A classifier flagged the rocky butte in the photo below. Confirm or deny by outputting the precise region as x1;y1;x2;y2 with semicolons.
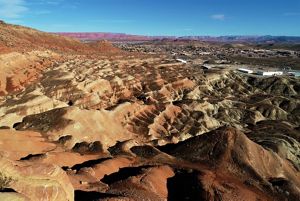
0;21;299;201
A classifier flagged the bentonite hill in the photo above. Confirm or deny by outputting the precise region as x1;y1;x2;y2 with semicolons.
0;21;300;201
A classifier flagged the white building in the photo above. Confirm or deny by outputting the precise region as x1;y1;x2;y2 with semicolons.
199;52;211;55
201;65;212;70
176;59;187;64
238;68;253;74
257;71;283;76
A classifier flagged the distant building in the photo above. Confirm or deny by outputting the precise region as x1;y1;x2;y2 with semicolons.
257;71;283;76
282;66;292;72
176;59;187;64
288;71;300;77
201;65;212;70
199;52;211;55
287;72;296;77
215;60;230;64
238;68;253;74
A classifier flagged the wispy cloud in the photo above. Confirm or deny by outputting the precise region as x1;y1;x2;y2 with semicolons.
211;14;225;21
0;0;28;18
30;0;63;5
45;0;62;5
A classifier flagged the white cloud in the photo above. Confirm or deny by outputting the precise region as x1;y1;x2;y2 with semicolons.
44;0;63;5
29;0;63;5
0;0;28;18
211;14;225;21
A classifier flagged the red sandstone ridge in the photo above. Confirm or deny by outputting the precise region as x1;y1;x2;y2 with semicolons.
56;32;179;42
89;40;122;53
0;51;61;95
0;21;85;53
0;21;121;54
0;21;122;96
56;32;157;41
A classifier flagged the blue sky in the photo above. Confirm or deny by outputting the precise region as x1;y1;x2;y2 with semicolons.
0;0;299;36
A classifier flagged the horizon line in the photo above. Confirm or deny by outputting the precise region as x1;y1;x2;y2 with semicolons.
52;32;300;38
3;21;300;38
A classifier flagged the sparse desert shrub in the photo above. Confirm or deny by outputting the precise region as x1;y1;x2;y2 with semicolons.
0;172;13;190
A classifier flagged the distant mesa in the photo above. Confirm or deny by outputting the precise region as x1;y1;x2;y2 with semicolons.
56;32;154;41
0;21;121;54
89;40;121;53
57;32;300;43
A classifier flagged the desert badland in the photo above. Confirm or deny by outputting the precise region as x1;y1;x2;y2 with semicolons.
0;20;300;201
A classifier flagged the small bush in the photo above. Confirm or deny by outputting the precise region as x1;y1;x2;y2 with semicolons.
0;172;12;190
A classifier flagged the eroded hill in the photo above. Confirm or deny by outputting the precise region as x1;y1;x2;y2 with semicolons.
0;22;300;201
